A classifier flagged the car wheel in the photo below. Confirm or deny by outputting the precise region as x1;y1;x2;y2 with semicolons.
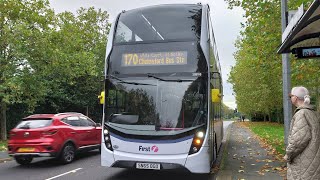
60;143;75;164
14;156;33;165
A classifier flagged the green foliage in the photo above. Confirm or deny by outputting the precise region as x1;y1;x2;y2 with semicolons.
0;0;110;139
0;140;7;151
0;0;54;109
225;0;319;120
36;7;110;113
222;103;235;119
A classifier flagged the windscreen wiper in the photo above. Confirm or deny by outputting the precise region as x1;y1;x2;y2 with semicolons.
147;73;193;82
109;75;156;86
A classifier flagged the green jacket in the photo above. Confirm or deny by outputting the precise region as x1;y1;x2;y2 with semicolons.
286;105;320;180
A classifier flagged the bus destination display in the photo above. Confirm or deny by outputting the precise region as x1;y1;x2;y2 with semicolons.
293;46;320;59
302;48;320;58
121;51;187;67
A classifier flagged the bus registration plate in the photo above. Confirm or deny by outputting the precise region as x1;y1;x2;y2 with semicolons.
136;163;160;170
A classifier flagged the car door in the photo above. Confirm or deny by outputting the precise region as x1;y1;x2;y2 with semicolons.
79;117;97;146
65;116;87;147
90;118;102;145
85;117;101;145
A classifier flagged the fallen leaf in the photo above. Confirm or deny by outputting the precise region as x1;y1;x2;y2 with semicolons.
273;167;283;171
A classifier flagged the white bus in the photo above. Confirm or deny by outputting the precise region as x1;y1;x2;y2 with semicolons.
101;4;223;174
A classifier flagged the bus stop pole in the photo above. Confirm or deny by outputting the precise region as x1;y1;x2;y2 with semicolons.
281;0;292;147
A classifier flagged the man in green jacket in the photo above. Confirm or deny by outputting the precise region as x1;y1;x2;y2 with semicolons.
284;86;320;180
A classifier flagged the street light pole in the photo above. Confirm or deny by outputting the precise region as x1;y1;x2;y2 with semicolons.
281;0;292;146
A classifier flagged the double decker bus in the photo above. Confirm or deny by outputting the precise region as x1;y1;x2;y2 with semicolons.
101;4;223;174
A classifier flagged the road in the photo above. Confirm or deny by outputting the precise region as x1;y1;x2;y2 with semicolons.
0;151;210;180
0;121;234;180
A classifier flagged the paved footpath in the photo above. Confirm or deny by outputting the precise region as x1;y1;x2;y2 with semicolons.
216;122;286;180
0;151;11;163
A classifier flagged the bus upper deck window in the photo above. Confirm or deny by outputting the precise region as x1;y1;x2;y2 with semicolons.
114;5;202;44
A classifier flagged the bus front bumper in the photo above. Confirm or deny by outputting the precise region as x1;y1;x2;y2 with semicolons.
101;145;211;173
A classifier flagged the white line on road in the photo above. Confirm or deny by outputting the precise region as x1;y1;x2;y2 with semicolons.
45;168;82;180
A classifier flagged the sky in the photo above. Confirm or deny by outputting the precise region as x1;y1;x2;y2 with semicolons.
49;0;244;109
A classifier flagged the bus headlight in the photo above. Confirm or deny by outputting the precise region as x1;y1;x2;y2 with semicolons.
192;147;198;153
104;129;109;135
189;130;206;155
196;131;204;138
105;136;109;141
103;126;113;151
195;138;202;145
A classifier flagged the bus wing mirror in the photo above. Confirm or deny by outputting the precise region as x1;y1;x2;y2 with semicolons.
211;89;221;103
98;91;105;104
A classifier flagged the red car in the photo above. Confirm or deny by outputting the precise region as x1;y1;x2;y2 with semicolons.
8;112;101;165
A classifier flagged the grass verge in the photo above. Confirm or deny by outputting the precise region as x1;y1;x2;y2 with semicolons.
218;124;232;170
0;140;7;151
242;122;285;155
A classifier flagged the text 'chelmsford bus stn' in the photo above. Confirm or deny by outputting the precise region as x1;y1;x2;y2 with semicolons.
101;3;223;174
122;51;188;66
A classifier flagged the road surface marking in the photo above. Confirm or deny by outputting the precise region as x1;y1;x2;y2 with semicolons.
45;168;82;180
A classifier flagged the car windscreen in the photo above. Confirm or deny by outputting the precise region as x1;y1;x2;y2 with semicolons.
16;119;53;129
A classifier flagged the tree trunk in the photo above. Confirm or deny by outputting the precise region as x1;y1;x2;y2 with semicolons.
264;114;266;122
277;109;281;123
268;112;271;122
317;86;320;112
86;106;89;116
0;100;7;140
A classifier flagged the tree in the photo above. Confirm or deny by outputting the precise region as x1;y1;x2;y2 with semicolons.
225;0;317;122
0;0;111;139
222;103;235;119
34;7;110;117
0;0;55;140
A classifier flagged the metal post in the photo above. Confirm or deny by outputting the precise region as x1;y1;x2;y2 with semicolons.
281;0;292;146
